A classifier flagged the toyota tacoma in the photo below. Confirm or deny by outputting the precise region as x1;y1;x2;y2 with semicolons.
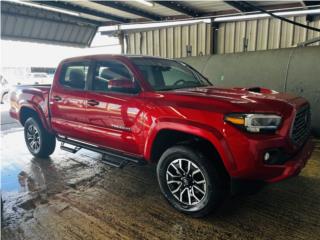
10;55;313;217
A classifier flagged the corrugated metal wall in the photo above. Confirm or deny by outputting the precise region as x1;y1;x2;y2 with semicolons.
126;15;320;57
217;16;320;54
126;22;212;58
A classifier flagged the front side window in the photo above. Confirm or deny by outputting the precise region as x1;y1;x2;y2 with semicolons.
131;58;211;91
60;64;89;90
93;61;139;94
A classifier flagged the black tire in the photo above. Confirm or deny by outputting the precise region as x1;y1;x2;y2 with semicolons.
24;117;56;158
1;92;8;104
157;145;229;217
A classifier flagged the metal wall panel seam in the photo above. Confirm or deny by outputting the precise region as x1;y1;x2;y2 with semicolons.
266;18;270;50
254;20;258;51
166;27;169;57
57;24;68;42
19;16;27;37
8;15;17;36
278;20;283;49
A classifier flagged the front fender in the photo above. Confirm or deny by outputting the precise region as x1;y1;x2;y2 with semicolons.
144;118;236;172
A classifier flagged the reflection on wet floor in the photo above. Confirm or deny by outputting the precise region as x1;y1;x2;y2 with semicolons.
1;129;320;240
1;130;103;224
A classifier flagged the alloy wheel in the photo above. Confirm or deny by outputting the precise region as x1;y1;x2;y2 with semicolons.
26;124;40;152
166;158;207;206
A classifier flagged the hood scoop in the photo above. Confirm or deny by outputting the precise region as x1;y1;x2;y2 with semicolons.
247;87;262;93
233;87;277;94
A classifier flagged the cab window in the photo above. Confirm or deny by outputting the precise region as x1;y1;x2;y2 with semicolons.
60;64;89;90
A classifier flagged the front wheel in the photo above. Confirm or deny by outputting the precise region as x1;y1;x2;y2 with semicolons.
157;145;228;217
24;117;56;158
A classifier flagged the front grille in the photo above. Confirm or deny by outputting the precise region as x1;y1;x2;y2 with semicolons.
291;105;311;145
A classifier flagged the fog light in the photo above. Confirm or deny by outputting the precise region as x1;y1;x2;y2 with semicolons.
264;152;270;162
263;149;287;165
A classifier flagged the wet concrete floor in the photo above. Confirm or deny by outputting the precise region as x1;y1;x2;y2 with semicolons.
1;125;320;239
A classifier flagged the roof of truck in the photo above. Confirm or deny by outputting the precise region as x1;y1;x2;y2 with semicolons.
61;54;168;63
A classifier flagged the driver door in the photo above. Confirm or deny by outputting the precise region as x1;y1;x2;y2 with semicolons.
84;60;145;156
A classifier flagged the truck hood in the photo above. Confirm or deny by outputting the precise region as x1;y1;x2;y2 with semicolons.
162;86;306;113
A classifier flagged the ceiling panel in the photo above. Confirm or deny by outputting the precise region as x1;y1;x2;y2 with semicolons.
183;0;232;13
124;1;182;17
1;0;317;47
1;1;99;47
73;1;141;19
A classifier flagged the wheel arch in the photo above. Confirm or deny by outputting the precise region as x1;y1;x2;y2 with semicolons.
19;105;49;130
145;121;236;174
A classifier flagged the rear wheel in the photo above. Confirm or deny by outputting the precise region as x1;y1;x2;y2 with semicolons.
24;117;56;158
157;145;229;217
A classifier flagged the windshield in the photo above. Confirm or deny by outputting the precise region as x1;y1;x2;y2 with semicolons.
131;58;211;91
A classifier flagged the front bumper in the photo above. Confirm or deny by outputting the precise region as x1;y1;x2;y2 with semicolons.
264;137;314;182
228;136;314;183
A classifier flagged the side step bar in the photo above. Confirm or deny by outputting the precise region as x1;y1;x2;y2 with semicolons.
101;154;128;168
58;136;146;168
61;143;81;154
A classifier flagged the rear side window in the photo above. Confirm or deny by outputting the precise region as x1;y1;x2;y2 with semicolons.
60;64;89;90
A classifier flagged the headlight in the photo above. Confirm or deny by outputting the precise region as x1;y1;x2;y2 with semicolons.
225;113;282;133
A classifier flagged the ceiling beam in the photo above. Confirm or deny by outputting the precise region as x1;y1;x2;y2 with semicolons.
302;1;320;22
36;1;130;23
303;1;320;7
242;1;320;32
223;1;256;13
92;1;162;21
153;1;204;18
300;1;307;8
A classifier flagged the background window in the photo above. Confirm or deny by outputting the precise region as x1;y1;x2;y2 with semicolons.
60;65;89;90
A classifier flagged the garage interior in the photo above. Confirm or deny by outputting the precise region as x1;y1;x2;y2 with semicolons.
1;1;320;239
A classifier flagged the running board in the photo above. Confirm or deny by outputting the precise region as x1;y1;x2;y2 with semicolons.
57;136;146;168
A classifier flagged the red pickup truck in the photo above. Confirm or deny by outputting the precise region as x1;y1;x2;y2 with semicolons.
10;55;313;217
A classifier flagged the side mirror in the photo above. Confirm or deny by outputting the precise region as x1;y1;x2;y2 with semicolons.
108;78;139;93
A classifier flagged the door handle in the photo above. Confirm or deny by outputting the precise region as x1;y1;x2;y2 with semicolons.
53;95;62;102
87;99;99;106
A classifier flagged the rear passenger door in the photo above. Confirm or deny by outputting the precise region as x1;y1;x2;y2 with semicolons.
50;61;92;141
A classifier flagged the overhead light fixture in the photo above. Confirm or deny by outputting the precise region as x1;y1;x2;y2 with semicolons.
99;18;212;33
7;0;80;17
214;8;320;22
133;0;154;7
